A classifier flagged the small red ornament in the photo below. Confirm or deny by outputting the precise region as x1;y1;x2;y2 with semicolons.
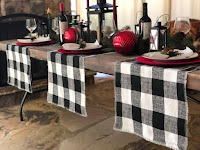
113;30;138;55
64;27;80;43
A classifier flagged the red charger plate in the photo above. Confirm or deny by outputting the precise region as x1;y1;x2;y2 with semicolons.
58;47;102;55
136;56;200;66
16;40;56;46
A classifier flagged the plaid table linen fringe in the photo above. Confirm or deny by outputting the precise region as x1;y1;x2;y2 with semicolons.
114;61;188;150
47;51;87;117
6;44;32;93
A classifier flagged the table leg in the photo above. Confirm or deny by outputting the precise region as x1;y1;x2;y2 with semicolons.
187;95;200;105
20;91;28;121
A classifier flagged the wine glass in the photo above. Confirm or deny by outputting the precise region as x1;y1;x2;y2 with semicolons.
174;17;191;34
52;18;59;35
26;18;37;36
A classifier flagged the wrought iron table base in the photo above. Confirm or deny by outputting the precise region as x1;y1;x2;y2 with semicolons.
187;95;200;105
20;91;28;121
18;91;199;122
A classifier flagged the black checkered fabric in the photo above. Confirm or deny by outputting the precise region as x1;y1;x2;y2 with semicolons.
114;61;188;150
47;51;87;117
6;44;32;93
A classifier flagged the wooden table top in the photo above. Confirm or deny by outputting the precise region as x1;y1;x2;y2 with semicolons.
0;40;200;91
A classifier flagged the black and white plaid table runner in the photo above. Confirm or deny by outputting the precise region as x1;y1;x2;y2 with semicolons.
6;44;32;93
47;51;87;117
114;61;188;150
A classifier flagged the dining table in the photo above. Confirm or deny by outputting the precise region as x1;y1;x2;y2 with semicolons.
1;39;200;150
0;40;200;92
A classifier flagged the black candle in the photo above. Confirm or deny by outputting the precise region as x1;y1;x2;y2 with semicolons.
87;0;89;8
113;0;117;29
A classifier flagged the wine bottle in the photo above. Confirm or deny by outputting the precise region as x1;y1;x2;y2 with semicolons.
59;3;68;44
139;3;151;40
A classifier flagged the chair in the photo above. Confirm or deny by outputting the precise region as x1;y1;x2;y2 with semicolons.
169;19;200;41
0;13;48;86
0;13;47;40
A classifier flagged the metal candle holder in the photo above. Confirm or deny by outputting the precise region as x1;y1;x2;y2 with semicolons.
135;11;143;36
86;0;118;43
150;22;167;51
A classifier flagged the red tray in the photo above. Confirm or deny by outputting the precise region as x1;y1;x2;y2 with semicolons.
16;40;56;46
136;56;200;66
58;48;102;55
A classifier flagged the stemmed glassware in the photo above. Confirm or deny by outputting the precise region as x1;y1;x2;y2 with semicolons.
26;18;37;36
52;18;59;35
174;17;191;34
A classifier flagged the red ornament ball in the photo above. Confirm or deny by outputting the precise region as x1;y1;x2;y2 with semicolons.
113;30;138;55
64;27;80;43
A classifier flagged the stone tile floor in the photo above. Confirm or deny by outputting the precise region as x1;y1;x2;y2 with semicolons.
0;75;199;150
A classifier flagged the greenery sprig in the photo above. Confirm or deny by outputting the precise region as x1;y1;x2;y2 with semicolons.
79;39;86;49
167;32;195;51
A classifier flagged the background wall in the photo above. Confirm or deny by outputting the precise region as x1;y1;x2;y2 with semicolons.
76;0;171;30
1;0;199;30
0;0;71;17
76;0;143;31
145;0;171;26
76;0;200;32
171;0;200;20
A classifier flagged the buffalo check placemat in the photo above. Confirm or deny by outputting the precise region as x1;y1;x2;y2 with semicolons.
6;44;32;93
114;61;188;150
47;51;87;117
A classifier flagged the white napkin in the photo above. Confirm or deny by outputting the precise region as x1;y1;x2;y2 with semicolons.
85;43;100;50
168;47;193;59
17;36;51;43
62;43;80;50
34;36;50;43
144;52;169;59
17;39;32;43
62;40;101;51
144;47;194;60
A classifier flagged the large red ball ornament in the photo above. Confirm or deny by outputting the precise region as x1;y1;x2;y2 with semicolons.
64;27;80;43
113;30;138;55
